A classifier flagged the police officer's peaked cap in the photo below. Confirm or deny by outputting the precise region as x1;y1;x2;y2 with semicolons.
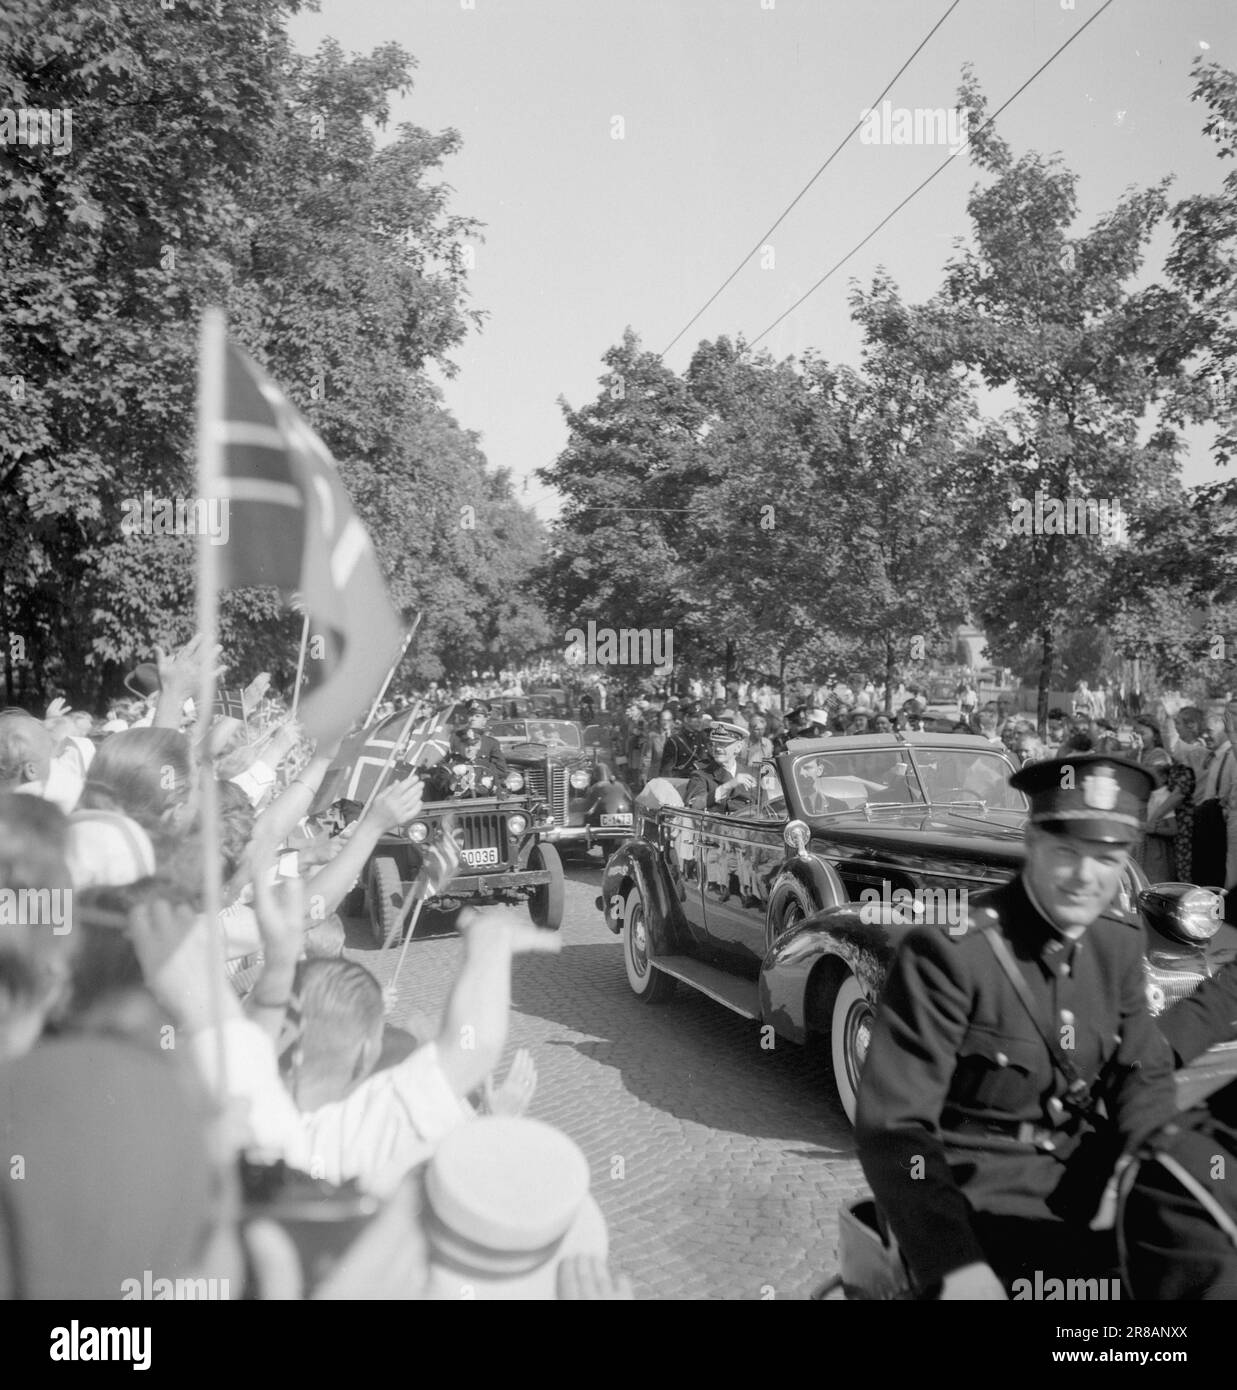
460;699;489;720
1009;754;1155;844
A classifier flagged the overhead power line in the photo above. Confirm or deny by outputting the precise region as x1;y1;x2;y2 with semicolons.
746;0;1118;351
658;0;965;360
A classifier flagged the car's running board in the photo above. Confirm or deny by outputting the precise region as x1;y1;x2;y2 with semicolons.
652;955;761;1020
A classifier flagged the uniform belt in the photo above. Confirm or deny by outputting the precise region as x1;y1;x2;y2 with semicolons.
941;1113;1062;1151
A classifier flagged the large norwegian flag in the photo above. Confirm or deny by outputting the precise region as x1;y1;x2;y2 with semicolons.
212;340;405;745
310;705;453;813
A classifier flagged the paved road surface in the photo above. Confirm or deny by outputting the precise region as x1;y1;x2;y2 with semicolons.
346;856;867;1301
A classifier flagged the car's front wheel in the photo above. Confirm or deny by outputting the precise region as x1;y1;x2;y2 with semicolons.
766;874;818;948
831;973;876;1124
622;884;676;1003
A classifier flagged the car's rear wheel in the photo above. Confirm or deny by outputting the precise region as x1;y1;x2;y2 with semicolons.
528;842;564;930
368;856;405;946
622;884;676;1003
831;973;876;1124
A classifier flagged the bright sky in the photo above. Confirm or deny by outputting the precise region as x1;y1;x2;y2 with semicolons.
288;0;1236;516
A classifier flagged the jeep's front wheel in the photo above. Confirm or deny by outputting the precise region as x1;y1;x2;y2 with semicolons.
622;885;675;1003
528;842;564;930
830;973;876;1125
368;856;405;947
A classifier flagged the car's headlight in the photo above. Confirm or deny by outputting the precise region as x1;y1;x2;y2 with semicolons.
508;813;528;837
569;770;591;790
504;770;525;792
408;821;429;843
1174;887;1224;942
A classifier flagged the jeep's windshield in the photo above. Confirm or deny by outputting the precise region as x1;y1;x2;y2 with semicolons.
791;746;1026;815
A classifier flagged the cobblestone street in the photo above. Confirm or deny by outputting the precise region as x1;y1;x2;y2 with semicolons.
347;860;868;1301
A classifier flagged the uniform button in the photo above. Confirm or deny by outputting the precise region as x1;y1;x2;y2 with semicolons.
995;1052;1009;1067
1060;1010;1074;1024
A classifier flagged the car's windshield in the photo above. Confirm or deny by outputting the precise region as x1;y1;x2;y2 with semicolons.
490;719;581;748
791;746;1026;814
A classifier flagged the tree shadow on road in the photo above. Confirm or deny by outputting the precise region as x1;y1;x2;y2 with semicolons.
510;939;859;1153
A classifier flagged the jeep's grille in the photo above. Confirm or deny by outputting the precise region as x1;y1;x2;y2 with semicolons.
456;811;507;862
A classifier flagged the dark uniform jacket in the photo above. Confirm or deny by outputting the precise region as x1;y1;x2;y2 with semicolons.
447;731;508;781
659;730;704;779
684;759;752;813
855;875;1177;1292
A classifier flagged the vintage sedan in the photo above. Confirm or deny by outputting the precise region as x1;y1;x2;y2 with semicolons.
490;718;635;856
599;733;1237;1120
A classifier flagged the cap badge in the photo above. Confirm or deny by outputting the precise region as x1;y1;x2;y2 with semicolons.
1082;768;1119;811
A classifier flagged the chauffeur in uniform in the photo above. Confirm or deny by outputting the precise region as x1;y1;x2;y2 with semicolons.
855;755;1178;1299
448;699;508;782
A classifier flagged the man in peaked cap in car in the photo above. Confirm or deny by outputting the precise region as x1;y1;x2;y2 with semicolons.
448;699;508;783
855;755;1178;1299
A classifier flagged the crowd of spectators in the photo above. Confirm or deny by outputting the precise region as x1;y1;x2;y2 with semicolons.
0;639;633;1300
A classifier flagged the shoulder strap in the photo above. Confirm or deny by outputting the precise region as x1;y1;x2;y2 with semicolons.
981;926;1091;1101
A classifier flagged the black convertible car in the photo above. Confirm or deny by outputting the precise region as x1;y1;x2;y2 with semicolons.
599;733;1237;1120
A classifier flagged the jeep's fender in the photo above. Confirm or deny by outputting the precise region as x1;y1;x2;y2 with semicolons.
758;903;903;1045
599;836;684;955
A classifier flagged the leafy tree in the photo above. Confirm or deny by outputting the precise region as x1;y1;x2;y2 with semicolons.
0;4;546;707
827;275;987;711
536;329;709;674
1164;59;1237;468
942;68;1193;732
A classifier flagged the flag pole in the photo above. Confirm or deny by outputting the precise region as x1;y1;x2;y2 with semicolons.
194;307;232;1137
365;612;421;727
289;612;310;721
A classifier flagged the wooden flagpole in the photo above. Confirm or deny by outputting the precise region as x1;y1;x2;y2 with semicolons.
194;307;232;1131
365;611;421;727
289;612;311;721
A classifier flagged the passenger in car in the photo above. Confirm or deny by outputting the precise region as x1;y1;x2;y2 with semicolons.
685;725;754;813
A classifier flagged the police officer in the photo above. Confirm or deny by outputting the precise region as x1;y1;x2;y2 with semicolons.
448;699;508;782
658;700;709;778
855;754;1178;1299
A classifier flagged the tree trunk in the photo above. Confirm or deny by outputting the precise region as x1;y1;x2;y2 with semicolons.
1037;625;1054;738
884;635;896;715
778;651;787;715
725;638;735;693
